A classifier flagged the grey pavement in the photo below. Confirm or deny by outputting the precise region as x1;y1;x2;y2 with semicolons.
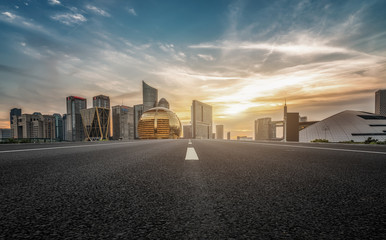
0;140;385;239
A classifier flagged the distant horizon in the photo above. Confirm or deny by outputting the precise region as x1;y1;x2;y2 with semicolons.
1;0;385;138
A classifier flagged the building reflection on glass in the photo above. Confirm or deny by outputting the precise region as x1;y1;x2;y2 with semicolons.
138;107;181;139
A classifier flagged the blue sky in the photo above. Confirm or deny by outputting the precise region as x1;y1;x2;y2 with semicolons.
1;0;386;138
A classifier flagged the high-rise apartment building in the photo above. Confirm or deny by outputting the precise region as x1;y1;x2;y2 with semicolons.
93;95;110;109
112;105;134;140
143;81;158;111
191;100;212;139
66;96;87;141
375;89;386;116
216;125;224;139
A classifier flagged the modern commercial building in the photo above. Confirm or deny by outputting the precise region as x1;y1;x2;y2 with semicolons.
216;125;224;139
66;96;87;141
53;113;64;141
11;114;55;139
93;95;110;109
112;105;134;140
227;132;231;140
80;107;110;141
375;89;386;116
191;100;212;139
285;112;299;142
62;114;67;141
158;98;170;109
10;108;22;126
254;118;273;140
183;125;192;139
134;104;144;139
137;107;181;139
300;110;386;142
143;81;158;111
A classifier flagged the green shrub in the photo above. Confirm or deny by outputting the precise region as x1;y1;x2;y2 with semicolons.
311;139;329;143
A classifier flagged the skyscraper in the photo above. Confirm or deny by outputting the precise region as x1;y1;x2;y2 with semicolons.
66;96;87;141
10;108;21;126
134;104;144;139
53;113;64;141
216;125;224;139
80;107;110;141
112;105;134;140
143;81;158;111
93;95;110;108
191;100;212;139
375;89;386;116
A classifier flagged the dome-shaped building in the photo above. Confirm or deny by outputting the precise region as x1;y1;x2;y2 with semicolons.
138;107;181;139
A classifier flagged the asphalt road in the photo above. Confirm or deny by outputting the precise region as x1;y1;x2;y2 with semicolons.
0;140;385;239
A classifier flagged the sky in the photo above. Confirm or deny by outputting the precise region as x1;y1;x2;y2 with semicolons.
0;0;386;138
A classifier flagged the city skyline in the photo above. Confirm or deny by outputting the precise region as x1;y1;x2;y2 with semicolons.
1;0;386;138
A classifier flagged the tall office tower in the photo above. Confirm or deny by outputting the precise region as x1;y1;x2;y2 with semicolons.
134;104;144;139
255;118;272;140
53;113;63;141
158;98;170;109
143;81;158;111
375;89;386;116
62;114;67;141
10;108;21;126
112;105;134;140
286;112;299;142
93;95;110;109
183;125;192;139
66;96;87;141
191;100;212;139
80;107;110;141
227;131;231;140
216;125;224;139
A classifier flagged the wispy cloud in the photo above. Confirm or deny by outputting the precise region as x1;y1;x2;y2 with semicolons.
48;0;61;5
127;8;137;16
197;54;215;61
86;5;110;17
2;11;16;20
51;13;86;25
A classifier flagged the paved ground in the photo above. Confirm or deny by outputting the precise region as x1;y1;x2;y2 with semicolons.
0;140;385;239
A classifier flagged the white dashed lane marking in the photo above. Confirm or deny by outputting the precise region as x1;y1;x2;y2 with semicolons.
185;140;199;160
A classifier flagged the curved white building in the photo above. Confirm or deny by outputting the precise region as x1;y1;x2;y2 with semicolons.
300;110;386;142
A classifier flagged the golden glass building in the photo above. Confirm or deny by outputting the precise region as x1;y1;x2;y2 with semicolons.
138;107;181;139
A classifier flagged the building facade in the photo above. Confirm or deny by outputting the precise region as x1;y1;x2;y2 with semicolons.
137;107;181;139
10;108;22;127
93;95;110;109
375;89;386;116
158;98;170;109
11;114;55;139
53;113;64;141
183;125;192;139
112;105;134;140
134;104;144;139
254;118;273;140
286;112;299;142
80;107;110;141
66;96;87;141
191;100;212;139
0;128;11;140
143;81;158;111
216;125;224;139
227;131;231;140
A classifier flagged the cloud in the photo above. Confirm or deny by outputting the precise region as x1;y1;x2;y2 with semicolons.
48;0;61;5
2;11;16;20
51;13;87;25
86;5;110;17
127;8;137;16
197;54;214;61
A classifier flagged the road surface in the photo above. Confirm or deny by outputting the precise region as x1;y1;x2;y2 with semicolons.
1;140;385;239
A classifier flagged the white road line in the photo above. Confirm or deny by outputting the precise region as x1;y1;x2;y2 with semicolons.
188;139;192;145
0;141;137;154
185;147;199;160
248;142;386;155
